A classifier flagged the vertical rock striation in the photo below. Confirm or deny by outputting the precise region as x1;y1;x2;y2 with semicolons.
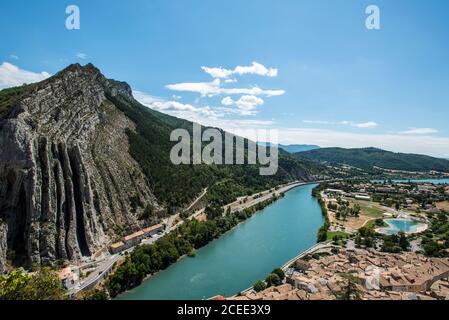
0;64;160;270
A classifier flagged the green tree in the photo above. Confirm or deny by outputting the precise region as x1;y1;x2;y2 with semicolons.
265;273;282;287
271;268;285;281
334;273;362;301
423;240;441;257
0;267;66;300
352;204;361;217
398;232;410;251
82;289;109;300
253;281;266;292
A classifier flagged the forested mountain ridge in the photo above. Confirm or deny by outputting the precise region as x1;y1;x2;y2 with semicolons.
295;147;449;173
0;63;322;271
258;142;320;153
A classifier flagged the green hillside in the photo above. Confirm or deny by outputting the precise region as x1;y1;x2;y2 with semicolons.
105;89;323;211
295;147;449;173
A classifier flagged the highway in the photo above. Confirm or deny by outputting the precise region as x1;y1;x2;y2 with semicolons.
71;181;312;295
70;188;208;295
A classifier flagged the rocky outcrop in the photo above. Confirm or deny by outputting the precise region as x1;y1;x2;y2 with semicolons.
0;64;160;270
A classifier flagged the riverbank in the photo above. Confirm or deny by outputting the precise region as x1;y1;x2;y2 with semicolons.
234;183;331;297
108;181;314;298
117;183;324;300
237;241;333;297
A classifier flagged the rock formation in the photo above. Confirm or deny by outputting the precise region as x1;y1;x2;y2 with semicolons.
0;64;160;269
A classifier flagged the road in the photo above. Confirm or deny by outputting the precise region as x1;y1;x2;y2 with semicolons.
72;181;316;295
70;188;208;295
164;187;208;231
238;242;334;296
226;181;307;213
70;253;120;295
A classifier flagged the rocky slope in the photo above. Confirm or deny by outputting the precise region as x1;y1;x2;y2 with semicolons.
0;64;161;270
0;64;318;271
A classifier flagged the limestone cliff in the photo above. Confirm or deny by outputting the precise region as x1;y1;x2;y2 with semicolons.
0;64;160;269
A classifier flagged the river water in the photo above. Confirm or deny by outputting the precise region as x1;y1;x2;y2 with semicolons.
118;183;323;300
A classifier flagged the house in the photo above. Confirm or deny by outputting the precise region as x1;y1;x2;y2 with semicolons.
58;267;79;290
110;241;126;254
294;259;312;272
143;224;164;237
355;195;371;201
124;230;145;247
325;189;345;195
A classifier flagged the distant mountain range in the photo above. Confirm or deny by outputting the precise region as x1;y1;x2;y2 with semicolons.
295;147;449;173
258;142;320;154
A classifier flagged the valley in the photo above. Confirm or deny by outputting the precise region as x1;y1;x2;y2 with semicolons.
1;64;449;301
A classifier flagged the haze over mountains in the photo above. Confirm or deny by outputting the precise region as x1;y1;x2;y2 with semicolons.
295;147;449;173
258;142;320;154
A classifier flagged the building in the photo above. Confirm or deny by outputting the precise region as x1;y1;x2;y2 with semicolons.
355;195;371;201
109;224;165;254
325;189;345;195
124;230;145;247
143;224;164;237
110;241;126;254
58;267;79;290
294;259;311;272
379;260;449;293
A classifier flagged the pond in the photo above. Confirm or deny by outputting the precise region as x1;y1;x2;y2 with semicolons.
377;218;427;235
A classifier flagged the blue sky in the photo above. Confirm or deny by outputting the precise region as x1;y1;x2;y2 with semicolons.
1;0;449;157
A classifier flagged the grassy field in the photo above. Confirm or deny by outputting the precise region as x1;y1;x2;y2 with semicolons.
350;199;384;218
326;231;351;241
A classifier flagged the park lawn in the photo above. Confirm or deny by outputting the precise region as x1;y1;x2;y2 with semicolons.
326;231;351;241
365;219;388;230
351;199;384;218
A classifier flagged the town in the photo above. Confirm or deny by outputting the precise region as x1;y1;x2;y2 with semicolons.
225;246;449;300
216;179;449;300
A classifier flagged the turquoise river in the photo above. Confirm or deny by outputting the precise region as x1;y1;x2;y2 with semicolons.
118;183;324;300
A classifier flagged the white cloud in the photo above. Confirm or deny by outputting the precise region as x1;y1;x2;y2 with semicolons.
133;90;225;120
166;79;221;97
234;62;278;77
220;95;265;116
235;95;264;115
76;53;88;59
201;62;278;79
303;120;378;129
222;87;285;97
224;78;237;83
134;90;273;126
0;62;51;89
353;121;378;129
166;78;285;98
400;128;438;135
201;66;234;79
221;96;234;106
208;118;275;130
9;54;19;60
